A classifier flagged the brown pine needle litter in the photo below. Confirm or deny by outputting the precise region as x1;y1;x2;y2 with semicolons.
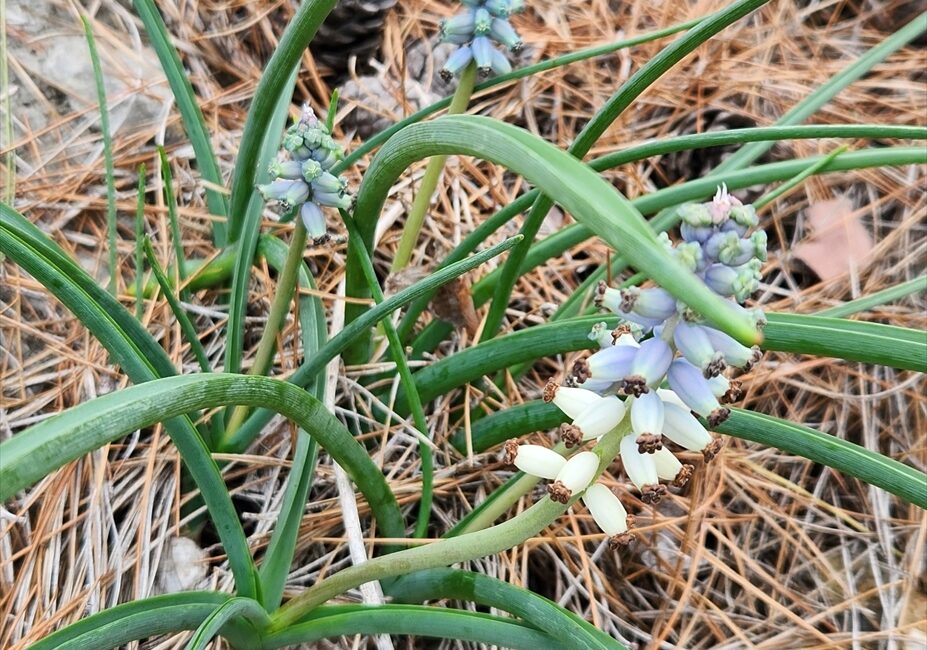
2;0;926;647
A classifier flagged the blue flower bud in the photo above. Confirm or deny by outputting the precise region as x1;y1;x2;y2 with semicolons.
484;0;512;16
301;159;323;183
673;320;725;377
701;326;761;370
269;159;304;180
729;203;758;228
489;18;522;52
489;47;512;75
508;0;525;13
750;230;767;261
674;241;705;271
704;262;759;301
680;222;715;244
297;104;321;128
310;170;345;195
582;343;637;382
666;359;729;426
282;131;304;152
719;218;748;237
258;179;310;206
471;36;494;75
621;287;677;321
473;8;492;35
441;45;474;81
310;146;341;169
630;390;665;453
678;202;713;227
440;10;476;39
623;336;673;395
300;201;327;239
312;190;353;210
661;402;712;451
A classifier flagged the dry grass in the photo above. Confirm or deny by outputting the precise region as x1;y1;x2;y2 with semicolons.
2;0;926;647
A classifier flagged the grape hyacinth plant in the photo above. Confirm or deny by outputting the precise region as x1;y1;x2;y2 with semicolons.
507;187;765;544
3;0;926;648
439;0;525;80
258;105;352;240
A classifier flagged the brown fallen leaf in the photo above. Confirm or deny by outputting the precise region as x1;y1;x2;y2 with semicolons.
793;197;874;281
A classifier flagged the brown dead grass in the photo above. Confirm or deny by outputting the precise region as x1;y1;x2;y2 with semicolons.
1;0;926;648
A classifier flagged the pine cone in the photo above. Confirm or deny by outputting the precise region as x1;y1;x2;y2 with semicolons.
310;0;397;81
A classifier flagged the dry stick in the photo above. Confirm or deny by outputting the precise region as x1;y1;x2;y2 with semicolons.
326;276;394;650
389;63;478;272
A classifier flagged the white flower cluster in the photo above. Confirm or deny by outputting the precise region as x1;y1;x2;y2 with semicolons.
505;187;767;549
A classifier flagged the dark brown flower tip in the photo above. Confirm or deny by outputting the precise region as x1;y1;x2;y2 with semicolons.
707;407;731;427
547;480;572;504
721;380;743;404
559;423;583;448
621;376;649;397
742;347;763;372
543;380;559;403
619;289;637;313
673;463;695;488
640;484;667;505
608;532;636;550
702;437;724;463
704;356;727;378
593;281;608;307
635;433;663;454
571;357;591;384
503;439;519;465
611;323;633;344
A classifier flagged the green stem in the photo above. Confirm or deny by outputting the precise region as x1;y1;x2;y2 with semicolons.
224;222;308;441
270;418;630;629
390;63;477;273
754;145;848;209
81;15;118;295
142;237;211;373
817;274;927;318
342;210;433;538
158;147;190;302
134;164;147;319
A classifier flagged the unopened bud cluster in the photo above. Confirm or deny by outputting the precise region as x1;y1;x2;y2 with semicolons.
258;105;352;241
504;187;766;550
439;0;525;80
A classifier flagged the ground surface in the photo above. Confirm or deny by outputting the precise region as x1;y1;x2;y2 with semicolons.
1;0;926;648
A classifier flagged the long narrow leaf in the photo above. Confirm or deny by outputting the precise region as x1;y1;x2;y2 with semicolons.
348;115;762;363
263;605;560;650
387;568;624;650
132;0;228;243
0;374;405;544
29;592;229;650
482;0;770;340
184;597;269;650
227;236;522;453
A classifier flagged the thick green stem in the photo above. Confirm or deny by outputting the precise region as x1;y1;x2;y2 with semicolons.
224;222;308;440
390;63;477;272
271;418;629;629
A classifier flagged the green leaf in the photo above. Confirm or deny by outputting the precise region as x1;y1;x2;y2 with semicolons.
28;592;229;650
131;0;228;243
0;374;405;542
184;597;269;650
482;0;770;341
227;0;337;242
80;15;119;294
717;409;927;509
227;235;522;454
764;313;927;372
264;604;562;650
387;568;625;650
347;115;762;369
0;204;260;599
817;274;927;319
